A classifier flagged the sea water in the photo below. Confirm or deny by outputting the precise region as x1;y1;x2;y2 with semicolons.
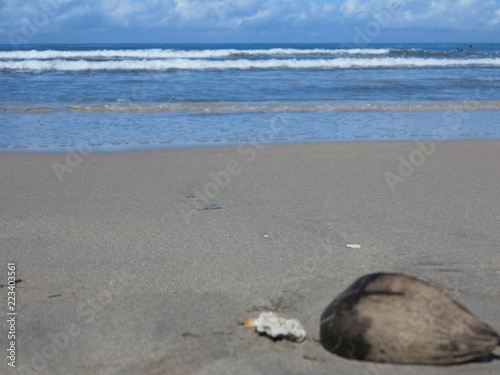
0;43;499;152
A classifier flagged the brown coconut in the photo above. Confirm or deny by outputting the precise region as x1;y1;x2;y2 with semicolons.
320;273;499;365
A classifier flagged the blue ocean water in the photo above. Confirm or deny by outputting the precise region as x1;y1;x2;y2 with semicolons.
0;43;499;152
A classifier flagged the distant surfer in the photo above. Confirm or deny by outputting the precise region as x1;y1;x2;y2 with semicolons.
469;45;474;51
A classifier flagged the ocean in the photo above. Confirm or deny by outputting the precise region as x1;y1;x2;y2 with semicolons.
0;42;499;152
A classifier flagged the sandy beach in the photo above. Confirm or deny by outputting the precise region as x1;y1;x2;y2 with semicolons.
1;140;499;375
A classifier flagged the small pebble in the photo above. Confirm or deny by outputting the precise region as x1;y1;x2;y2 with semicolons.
181;331;202;338
303;353;317;361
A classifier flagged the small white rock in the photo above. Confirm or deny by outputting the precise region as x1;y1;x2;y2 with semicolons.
346;244;361;249
246;311;306;342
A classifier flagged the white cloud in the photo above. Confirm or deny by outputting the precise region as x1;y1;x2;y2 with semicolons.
0;0;338;33
339;0;500;31
341;0;367;16
0;0;498;41
487;8;500;26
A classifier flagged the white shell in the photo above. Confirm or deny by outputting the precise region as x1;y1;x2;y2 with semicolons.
346;244;361;249
250;311;306;342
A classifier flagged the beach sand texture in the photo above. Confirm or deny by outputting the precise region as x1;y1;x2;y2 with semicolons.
1;140;499;374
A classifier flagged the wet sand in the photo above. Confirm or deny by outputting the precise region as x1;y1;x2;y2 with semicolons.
1;140;499;374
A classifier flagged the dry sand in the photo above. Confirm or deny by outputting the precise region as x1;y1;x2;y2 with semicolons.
1;140;499;375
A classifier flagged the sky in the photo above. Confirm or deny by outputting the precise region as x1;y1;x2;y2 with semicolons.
1;0;499;45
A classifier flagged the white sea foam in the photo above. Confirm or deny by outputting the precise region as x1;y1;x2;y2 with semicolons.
4;100;500;113
1;57;499;71
0;48;392;60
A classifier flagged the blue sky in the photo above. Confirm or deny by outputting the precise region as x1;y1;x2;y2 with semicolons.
1;0;499;45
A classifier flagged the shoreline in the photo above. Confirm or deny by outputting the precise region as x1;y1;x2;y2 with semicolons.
1;140;499;374
1;132;500;154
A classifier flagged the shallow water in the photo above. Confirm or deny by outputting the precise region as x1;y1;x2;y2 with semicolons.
1;43;499;151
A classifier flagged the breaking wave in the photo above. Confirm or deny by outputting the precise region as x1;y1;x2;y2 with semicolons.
1;57;500;71
0;48;392;60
